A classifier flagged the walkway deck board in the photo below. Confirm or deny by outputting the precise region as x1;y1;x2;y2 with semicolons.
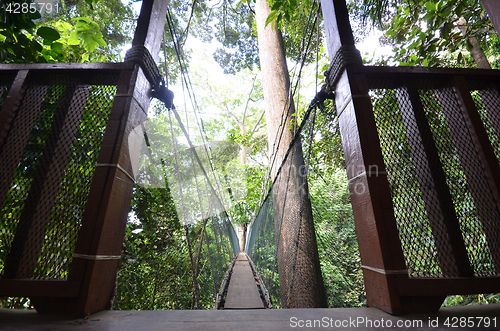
2;305;500;330
224;252;264;309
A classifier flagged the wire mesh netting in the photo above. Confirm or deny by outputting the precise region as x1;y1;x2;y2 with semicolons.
246;102;365;308
368;76;500;278
0;73;15;110
468;81;500;163
0;70;118;282
113;99;240;310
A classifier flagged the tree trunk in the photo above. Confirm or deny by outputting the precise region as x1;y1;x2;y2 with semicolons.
255;0;327;308
457;17;491;69
185;225;201;309
239;224;247;252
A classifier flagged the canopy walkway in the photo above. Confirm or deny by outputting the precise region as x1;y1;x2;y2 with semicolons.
223;253;264;309
1;0;500;320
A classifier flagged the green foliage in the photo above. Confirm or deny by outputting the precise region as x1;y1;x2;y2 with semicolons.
264;0;298;27
310;169;365;307
114;187;193;310
0;0;44;62
213;1;259;74
0;0;115;63
193;66;268;226
444;294;500;307
167;0;324;74
360;0;499;67
55;0;135;60
115;184;238;310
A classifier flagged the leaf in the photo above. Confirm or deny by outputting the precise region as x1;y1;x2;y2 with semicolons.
265;12;277;28
81;52;89;63
82;33;97;52
68;31;81;46
455;3;464;16
29;39;43;53
75;20;91;32
74;17;92;24
466;39;473;52
408;40;420;50
56;21;73;32
425;1;434;12
37;26;61;43
271;1;281;11
28;10;41;21
441;1;456;14
440;22;451;39
51;42;63;52
97;36;106;47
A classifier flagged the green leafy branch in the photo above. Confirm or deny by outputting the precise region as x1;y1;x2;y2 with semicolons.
0;0;107;63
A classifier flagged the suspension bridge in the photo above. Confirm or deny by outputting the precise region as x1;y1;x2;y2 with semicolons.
1;0;500;328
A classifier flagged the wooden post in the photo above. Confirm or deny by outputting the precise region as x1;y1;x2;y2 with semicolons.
320;0;407;314
478;87;500;141
31;0;169;316
0;71;44;212
482;0;500;37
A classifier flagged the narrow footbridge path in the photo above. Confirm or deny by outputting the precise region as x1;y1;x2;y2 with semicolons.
224;253;265;309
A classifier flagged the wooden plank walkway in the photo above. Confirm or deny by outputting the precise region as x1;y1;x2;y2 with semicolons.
3;304;500;330
224;252;264;309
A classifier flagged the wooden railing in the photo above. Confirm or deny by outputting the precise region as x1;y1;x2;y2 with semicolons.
0;63;143;314
0;0;168;316
321;0;500;314
345;65;500;313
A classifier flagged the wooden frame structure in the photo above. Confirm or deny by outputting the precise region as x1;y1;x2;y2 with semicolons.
0;0;167;316
2;0;500;317
321;0;500;314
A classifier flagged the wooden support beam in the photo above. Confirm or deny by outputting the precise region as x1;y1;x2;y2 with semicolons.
320;0;407;314
0;70;40;211
0;62;132;71
478;87;500;143
4;83;89;279
63;0;169;317
482;0;500;37
0;280;81;298
449;75;500;272
397;276;500;297
395;86;473;277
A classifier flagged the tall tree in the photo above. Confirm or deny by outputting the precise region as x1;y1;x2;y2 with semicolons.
197;68;267;250
255;0;327;308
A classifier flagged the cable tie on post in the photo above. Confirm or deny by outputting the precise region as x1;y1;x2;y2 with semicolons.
72;253;121;261
361;265;408;275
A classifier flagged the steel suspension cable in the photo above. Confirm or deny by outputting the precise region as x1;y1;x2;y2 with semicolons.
166;8;235;219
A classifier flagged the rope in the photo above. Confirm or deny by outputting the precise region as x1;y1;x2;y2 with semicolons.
125;45;163;89
166;8;234;217
324;45;363;93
